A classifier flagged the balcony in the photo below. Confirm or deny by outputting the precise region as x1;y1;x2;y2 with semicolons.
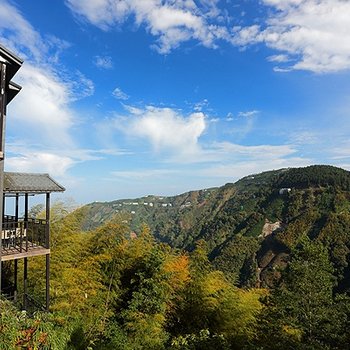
1;215;49;261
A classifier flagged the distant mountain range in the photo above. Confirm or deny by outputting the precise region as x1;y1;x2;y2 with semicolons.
74;165;350;291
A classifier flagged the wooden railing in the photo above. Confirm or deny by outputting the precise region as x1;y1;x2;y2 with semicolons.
1;216;48;254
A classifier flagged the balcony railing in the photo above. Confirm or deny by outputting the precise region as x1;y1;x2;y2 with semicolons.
1;215;48;256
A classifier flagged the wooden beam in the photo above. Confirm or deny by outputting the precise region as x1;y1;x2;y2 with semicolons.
1;248;50;261
24;193;28;251
14;259;18;302
46;254;50;311
15;193;19;221
0;62;6;295
46;193;50;249
45;193;50;311
23;257;27;310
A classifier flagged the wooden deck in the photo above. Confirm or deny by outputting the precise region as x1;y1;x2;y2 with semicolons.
1;243;50;261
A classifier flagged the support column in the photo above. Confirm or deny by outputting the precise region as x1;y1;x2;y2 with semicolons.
45;193;50;311
45;254;50;311
24;193;28;251
15;193;19;221
0;62;7;296
2;193;5;223
45;193;50;248
23;257;28;310
23;193;29;310
14;193;19;303
14;259;17;303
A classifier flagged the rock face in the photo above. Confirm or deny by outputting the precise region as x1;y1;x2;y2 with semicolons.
260;220;282;238
74;165;350;289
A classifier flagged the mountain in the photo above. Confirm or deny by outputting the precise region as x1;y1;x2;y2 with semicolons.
74;165;350;290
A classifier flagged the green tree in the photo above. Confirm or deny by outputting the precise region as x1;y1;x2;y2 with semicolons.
256;237;349;349
169;241;263;349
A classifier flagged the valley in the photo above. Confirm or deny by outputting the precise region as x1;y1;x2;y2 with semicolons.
75;165;350;290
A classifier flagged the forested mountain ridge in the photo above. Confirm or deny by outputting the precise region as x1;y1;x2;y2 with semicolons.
3;164;350;349
75;165;350;290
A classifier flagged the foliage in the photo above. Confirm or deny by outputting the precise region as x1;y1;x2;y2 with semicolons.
254;238;350;349
75;165;350;290
4;165;350;349
276;165;350;190
0;298;71;350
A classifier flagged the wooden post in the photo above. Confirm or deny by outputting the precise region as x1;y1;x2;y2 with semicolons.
23;257;28;310
45;254;50;311
15;193;19;221
0;46;23;298
0;62;6;296
45;193;50;249
45;193;50;311
2;192;4;224
24;193;28;251
14;194;19;303
14;259;17;303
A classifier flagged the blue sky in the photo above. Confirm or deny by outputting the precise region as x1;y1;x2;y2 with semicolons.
1;0;350;204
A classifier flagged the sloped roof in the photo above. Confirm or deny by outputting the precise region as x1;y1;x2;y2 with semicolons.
3;172;65;194
0;44;23;81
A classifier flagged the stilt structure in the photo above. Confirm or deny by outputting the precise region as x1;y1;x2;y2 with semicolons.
1;173;64;310
0;44;65;311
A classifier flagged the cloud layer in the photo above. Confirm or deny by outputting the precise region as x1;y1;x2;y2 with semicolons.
66;0;350;73
113;106;206;157
66;0;229;54
233;0;350;73
0;0;95;179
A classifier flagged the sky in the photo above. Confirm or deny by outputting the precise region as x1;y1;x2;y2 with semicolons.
1;0;350;204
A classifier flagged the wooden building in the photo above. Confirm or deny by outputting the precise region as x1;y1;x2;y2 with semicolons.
0;44;65;311
1;172;65;310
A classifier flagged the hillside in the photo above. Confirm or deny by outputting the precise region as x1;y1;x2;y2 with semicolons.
75;165;350;289
3;164;350;349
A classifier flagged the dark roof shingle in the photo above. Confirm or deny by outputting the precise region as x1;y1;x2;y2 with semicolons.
4;172;65;194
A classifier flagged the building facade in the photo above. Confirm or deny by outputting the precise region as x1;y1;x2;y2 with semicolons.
0;44;64;311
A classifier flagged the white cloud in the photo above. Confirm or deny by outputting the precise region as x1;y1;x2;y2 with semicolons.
289;130;318;145
111;168;177;179
0;0;100;182
5;141;128;181
273;67;292;73
65;0;350;73
113;105;206;156
328;138;350;161
65;0;130;30
0;0;46;61
212;142;296;160
122;104;144;115
193;99;209;112
0;1;72;66
238;110;259;118
6;152;75;177
113;87;129;100
267;54;290;63
9;64;74;147
192;141;311;179
94;55;113;69
226;112;234;121
65;0;229;54
200;156;312;179
69;71;95;99
233;0;350;73
107;103;306;167
0;0;94;151
7;63;95;179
